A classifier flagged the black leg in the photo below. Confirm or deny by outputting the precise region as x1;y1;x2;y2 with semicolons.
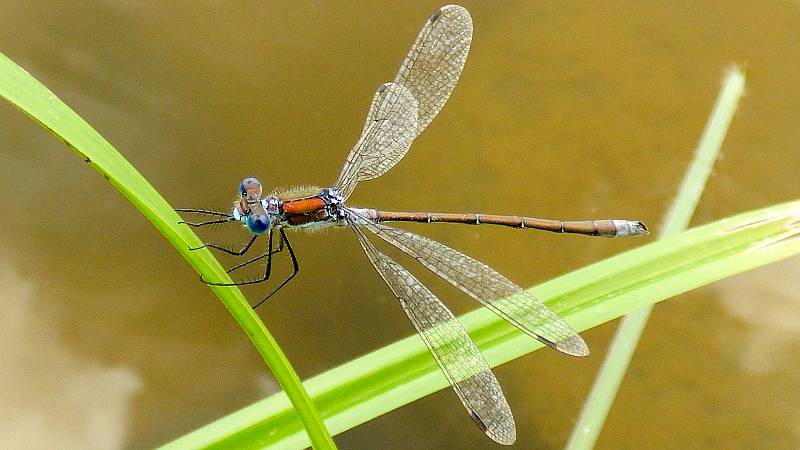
203;230;276;287
176;208;236;227
225;234;285;275
198;229;300;309
178;208;252;254
191;234;258;256
252;229;299;309
180;217;236;227
175;208;231;217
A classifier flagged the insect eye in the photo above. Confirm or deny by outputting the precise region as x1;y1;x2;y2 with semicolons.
238;177;262;198
246;214;270;235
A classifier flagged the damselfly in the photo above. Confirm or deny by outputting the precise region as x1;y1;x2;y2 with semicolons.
177;5;648;444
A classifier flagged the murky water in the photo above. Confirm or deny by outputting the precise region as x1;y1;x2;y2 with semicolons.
0;1;799;449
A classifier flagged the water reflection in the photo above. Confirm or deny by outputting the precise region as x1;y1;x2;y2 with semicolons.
0;258;141;449
717;259;800;375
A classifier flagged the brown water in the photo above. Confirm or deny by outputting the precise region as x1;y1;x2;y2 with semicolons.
1;1;799;449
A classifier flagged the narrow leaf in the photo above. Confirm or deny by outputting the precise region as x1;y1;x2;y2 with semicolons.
566;65;746;450
163;197;800;449
0;52;335;449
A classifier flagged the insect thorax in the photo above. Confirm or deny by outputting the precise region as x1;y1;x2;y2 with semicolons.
272;187;347;229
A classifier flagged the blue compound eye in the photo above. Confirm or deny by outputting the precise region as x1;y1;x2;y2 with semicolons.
246;214;270;235
238;177;262;198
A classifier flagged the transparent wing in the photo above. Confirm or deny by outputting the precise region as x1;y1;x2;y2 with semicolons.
334;82;419;200
334;5;473;200
353;217;589;357
395;4;472;136
349;221;516;445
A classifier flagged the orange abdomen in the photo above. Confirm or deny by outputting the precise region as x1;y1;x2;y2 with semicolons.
282;196;326;215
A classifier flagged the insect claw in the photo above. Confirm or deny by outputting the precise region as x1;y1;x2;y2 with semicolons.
199;274;224;286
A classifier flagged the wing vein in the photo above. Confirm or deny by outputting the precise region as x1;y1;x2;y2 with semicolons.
333;5;473;200
350;215;589;357
348;218;516;445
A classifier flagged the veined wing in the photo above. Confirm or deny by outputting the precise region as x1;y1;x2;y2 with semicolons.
355;218;589;357
333;5;473;201
349;221;516;445
334;82;419;200
395;4;472;136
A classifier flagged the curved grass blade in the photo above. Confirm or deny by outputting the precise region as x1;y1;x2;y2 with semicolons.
162;199;800;449
0;52;336;449
566;65;747;450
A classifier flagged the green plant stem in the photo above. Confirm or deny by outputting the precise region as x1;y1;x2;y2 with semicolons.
565;65;746;450
163;194;800;449
0;52;335;449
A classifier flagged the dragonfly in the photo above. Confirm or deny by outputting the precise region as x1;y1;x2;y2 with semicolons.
177;4;648;445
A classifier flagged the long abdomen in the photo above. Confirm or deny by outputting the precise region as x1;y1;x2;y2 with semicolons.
355;209;648;237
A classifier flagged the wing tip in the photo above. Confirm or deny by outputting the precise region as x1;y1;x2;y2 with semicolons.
556;335;590;357
432;5;473;23
470;410;516;445
539;334;590;357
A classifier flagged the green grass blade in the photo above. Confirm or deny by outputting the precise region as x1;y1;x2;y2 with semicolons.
0;52;336;450
163;197;800;449
566;65;746;450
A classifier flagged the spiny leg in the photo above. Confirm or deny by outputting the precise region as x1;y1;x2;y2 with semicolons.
177;208;254;254
175;208;231;217
203;230;276;287
198;229;300;309
191;234;258;256
176;208;236;227
225;234;285;275
253;228;299;309
180;217;236;227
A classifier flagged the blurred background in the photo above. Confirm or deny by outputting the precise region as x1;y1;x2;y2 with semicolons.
1;1;799;449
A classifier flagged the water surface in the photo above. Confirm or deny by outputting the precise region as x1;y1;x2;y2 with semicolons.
0;1;799;448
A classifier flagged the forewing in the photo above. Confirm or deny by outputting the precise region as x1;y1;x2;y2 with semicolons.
350;221;516;445
358;220;589;357
334;82;419;201
395;4;473;135
334;5;473;200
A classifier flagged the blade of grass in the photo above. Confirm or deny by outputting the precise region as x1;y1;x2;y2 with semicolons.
0;52;335;449
566;65;746;450
162;197;800;449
